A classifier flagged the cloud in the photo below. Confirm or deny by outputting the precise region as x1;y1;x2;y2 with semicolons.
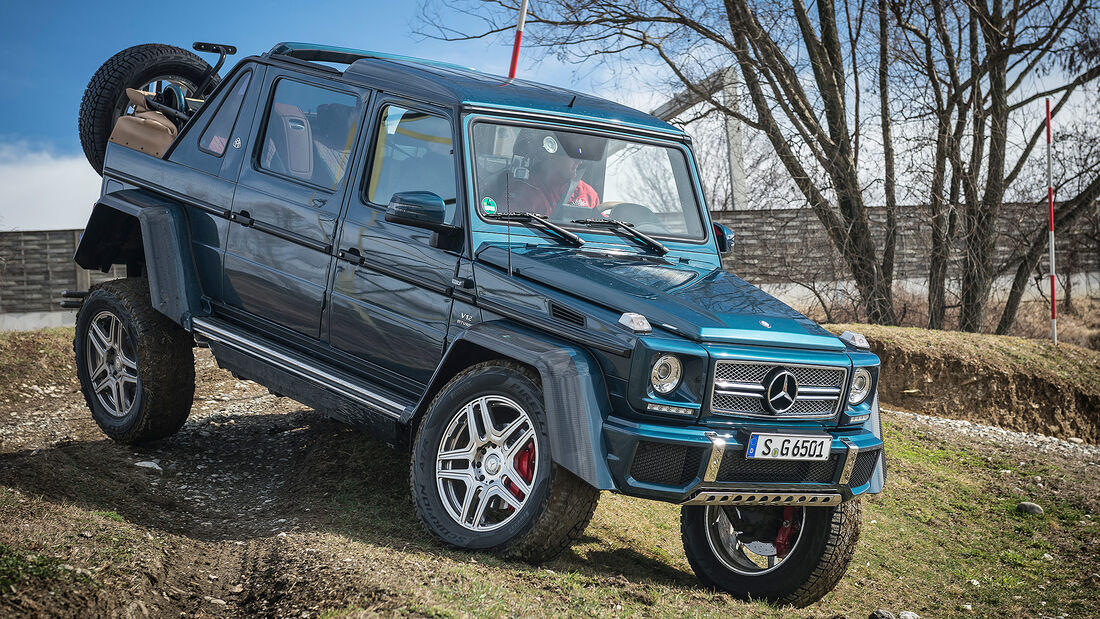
0;142;101;231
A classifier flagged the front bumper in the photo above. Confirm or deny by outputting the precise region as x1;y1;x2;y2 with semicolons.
603;416;884;505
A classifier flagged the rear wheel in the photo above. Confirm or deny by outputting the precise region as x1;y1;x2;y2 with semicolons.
74;278;195;443
680;500;861;607
78;43;216;174
410;361;599;561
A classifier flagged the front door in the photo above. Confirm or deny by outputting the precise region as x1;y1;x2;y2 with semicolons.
326;101;462;387
222;72;365;338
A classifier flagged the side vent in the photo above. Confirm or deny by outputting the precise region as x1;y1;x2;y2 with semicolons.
549;302;586;328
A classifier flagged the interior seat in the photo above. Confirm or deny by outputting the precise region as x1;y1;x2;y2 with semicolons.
108;89;178;158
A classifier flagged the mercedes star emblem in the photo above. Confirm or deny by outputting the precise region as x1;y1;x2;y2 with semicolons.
764;368;799;414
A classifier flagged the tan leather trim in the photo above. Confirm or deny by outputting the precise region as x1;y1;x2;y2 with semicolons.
124;88;155;113
109;111;177;158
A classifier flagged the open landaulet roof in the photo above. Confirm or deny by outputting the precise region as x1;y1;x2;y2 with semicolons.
265;42;683;137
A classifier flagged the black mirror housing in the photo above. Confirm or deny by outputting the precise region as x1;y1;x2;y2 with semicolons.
713;222;734;254
385;192;459;236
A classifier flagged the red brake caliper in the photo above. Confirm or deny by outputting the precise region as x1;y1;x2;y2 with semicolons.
504;440;536;508
775;506;798;558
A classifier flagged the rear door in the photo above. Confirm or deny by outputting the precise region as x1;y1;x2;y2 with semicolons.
221;70;366;338
326;100;463;387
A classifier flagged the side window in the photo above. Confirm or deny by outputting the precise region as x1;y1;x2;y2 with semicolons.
258;79;359;189
365;105;457;215
198;72;252;156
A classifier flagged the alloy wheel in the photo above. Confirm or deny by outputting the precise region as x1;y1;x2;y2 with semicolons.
85;310;140;417
703;505;806;575
435;395;539;532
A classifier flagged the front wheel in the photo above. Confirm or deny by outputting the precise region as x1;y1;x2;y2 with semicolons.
410;361;599;562
681;500;861;607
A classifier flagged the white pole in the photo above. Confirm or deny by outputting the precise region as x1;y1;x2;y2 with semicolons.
507;0;530;80
1046;98;1057;345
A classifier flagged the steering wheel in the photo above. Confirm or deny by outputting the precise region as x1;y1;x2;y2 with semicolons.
600;202;670;235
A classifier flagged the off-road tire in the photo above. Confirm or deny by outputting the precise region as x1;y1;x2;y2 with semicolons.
410;360;599;562
78;43;216;174
681;500;862;607
74;278;195;443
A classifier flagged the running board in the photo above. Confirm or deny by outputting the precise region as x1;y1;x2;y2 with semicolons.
191;317;409;419
681;491;842;506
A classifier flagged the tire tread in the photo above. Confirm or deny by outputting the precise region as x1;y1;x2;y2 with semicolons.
75;278;194;443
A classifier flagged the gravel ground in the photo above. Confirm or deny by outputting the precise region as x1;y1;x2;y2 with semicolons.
882;407;1100;460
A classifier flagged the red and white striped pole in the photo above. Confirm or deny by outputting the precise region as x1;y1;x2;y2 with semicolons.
1046;98;1057;345
507;0;529;80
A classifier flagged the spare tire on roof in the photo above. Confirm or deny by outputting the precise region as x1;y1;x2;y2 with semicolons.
78;43;218;174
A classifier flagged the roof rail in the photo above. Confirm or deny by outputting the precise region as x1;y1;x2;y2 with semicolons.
267;42;476;73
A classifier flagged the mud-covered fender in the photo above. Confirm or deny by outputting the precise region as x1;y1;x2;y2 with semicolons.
74;189;203;328
862;395;886;493
418;321;616;490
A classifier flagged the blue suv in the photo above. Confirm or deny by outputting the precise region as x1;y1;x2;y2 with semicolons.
71;42;884;607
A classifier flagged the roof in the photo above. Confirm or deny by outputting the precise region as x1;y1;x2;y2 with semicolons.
264;42;683;137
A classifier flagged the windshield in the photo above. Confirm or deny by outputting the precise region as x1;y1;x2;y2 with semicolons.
471;122;706;241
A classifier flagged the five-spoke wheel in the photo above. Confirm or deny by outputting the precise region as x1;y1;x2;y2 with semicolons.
411;360;599;561
84;310;141;418
681;500;862;607
75;278;194;443
436;395;538;532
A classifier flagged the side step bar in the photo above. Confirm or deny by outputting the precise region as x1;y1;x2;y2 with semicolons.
681;491;842;506
191;317;408;419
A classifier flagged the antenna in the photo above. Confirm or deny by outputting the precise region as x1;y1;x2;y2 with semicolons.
507;210;514;277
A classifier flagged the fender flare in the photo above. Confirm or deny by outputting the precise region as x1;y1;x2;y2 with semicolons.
415;321;616;490
74;189;203;328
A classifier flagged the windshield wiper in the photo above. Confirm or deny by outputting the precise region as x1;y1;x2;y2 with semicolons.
571;219;669;255
487;212;585;247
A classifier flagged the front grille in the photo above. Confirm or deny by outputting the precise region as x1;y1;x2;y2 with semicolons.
629;441;703;486
716;452;839;483
711;361;847;419
848;448;882;486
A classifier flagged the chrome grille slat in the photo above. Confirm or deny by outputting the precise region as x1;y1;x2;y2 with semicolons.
711;360;848;419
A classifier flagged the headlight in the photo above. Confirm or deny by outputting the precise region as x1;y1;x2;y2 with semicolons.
848;367;872;405
650;355;682;394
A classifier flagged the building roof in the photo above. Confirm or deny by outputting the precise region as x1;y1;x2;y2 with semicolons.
264;42;683;137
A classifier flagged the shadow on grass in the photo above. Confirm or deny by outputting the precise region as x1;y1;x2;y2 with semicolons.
0;409;695;588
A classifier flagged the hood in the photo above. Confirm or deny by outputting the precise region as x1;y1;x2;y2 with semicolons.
477;245;845;352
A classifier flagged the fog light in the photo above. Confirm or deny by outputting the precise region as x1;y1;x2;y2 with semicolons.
650;355;682;394
849;368;872;405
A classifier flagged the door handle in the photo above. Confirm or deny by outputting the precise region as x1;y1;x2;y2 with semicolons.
338;247;365;265
231;210;254;226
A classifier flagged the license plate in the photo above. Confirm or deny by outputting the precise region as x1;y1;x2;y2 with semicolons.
746;433;830;461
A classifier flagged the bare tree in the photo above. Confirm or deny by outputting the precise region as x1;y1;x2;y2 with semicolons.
420;0;1098;331
421;0;900;323
889;0;1099;331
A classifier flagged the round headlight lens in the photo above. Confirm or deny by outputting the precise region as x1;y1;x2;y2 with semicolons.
848;367;873;405
650;355;682;394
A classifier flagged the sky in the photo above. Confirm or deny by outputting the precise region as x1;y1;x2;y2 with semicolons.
0;1;631;231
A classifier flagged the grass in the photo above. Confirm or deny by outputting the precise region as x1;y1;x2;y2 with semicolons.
0;327;75;400
0;542;80;595
827;322;1100;394
297;415;1098;618
1;327;1096;616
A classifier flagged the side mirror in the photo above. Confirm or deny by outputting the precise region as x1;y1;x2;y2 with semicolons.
713;222;734;254
385;191;459;236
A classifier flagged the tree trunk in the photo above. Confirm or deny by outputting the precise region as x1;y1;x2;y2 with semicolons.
996;173;1100;333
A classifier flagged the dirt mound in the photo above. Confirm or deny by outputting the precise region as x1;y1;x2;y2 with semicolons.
829;324;1100;443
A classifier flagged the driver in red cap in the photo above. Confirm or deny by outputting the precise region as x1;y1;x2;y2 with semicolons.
506;133;599;217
